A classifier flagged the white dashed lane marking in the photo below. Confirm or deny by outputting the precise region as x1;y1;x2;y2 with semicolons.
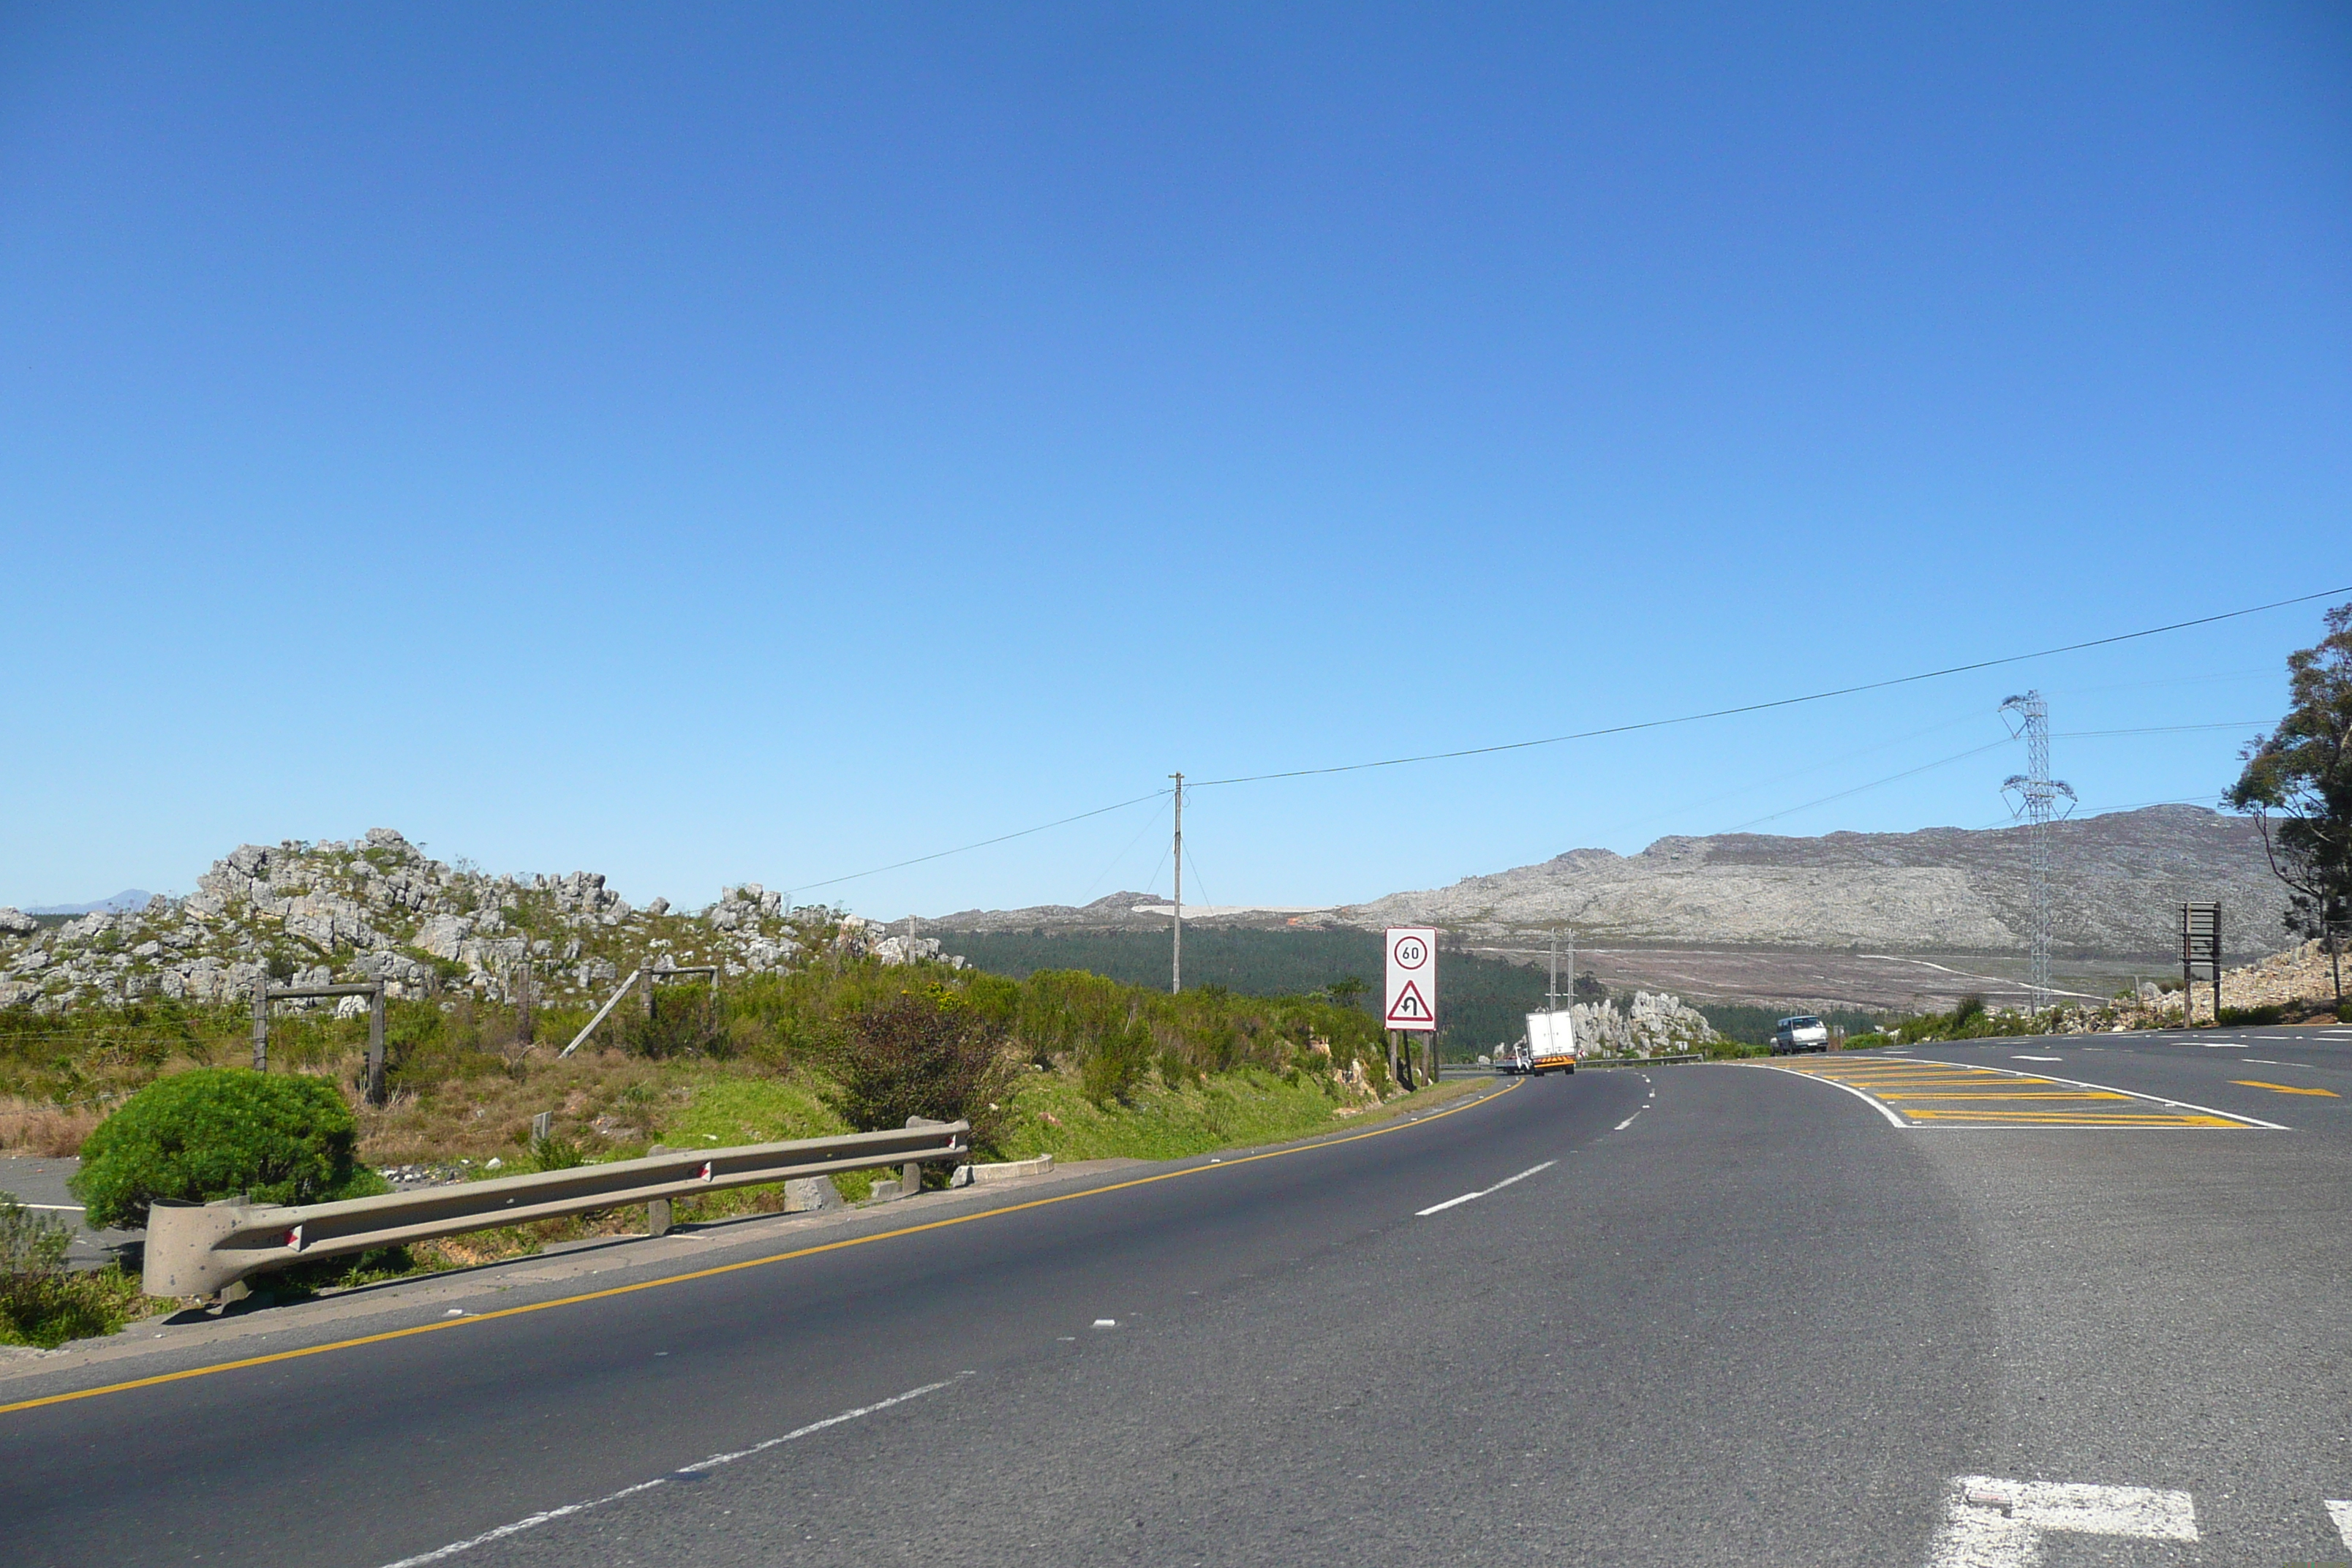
1415;1161;1557;1218
376;1379;957;1567
1926;1477;2196;1567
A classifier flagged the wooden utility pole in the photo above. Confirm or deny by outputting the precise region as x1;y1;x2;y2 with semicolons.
366;982;387;1106
252;977;269;1071
1171;772;1183;994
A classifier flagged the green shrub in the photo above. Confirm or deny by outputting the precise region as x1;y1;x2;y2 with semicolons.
1;1194;71;1278
1079;1020;1153;1107
824;989;1017;1153
623;986;731;1060
69;1068;383;1229
2216;1003;2286;1026
526;1134;587;1172
1;1194;154;1348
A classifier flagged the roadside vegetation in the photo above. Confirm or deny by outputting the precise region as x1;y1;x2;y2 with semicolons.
0;1195;168;1349
0;957;1417;1322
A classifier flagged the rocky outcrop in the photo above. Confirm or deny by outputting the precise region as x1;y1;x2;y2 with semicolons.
2081;938;2347;1028
0;833;960;1016
1564;992;1720;1058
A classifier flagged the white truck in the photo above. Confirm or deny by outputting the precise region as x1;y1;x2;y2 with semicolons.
1522;1010;1578;1075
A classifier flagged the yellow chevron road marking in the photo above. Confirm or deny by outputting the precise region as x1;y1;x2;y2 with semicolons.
1752;1055;2278;1130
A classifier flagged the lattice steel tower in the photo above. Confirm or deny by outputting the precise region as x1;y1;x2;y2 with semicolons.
2000;691;2075;1015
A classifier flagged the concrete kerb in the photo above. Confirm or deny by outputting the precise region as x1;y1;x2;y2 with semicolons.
0;1075;1521;1395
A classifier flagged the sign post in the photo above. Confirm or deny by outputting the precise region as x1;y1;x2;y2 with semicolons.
1384;927;1438;1087
2180;903;2221;1025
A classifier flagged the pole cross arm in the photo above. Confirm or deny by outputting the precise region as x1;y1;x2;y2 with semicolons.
265;983;385;1000
142;1120;970;1300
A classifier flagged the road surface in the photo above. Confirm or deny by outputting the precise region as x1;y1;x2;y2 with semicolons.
2;1024;2348;1566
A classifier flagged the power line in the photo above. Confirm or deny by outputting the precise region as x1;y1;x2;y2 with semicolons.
1189;585;2349;789
1591;706;1994;841
1720;738;2017;832
2053;720;2268;738
788;587;2337;899
1076;795;1172;906
791;789;1169;894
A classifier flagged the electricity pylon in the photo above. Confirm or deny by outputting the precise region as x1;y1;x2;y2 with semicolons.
2000;691;2077;1016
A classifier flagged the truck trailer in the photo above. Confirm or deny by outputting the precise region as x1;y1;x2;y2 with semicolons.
1523;1010;1578;1074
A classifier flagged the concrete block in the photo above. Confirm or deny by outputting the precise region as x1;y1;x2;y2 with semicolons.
783;1176;843;1213
965;1153;1055;1186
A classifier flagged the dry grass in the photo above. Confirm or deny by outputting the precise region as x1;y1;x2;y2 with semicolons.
355;1046;690;1165
0;1101;102;1158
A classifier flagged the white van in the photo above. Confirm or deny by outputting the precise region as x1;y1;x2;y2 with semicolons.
1771;1015;1831;1054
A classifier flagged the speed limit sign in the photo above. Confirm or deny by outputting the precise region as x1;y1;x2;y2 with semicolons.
1384;927;1438;1032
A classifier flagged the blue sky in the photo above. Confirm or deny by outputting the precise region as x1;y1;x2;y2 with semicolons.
4;4;2348;916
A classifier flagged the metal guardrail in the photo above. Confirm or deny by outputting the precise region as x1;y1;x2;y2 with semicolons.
1580;1053;1705;1067
143;1119;969;1300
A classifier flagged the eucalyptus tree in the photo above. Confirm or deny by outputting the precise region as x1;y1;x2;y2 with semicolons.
2228;601;2352;1006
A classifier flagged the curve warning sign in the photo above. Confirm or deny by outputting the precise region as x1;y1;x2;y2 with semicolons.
1384;927;1439;1032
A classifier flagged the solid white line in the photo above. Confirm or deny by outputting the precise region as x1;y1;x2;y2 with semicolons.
1899;1055;2289;1129
1748;1063;1910;1128
2326;1499;2352;1550
1414;1161;1556;1218
375;1379;954;1567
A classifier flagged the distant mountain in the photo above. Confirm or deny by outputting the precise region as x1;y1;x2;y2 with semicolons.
931;807;2292;964
26;890;155;916
1340;806;2287;960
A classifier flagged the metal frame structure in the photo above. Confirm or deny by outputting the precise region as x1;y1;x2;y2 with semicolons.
252;978;388;1105
2001;691;2076;1015
2180;902;2222;1025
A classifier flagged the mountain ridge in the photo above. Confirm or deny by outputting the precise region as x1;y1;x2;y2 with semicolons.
938;806;2292;962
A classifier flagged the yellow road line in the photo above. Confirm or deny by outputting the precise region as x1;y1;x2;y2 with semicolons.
1875;1092;2134;1101
1902;1109;2243;1126
2231;1080;2340;1096
0;1080;1521;1420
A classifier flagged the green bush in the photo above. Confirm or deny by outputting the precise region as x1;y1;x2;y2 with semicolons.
623;986;732;1060
2216;1003;2287;1026
525;1134;587;1172
1080;1020;1154;1107
1;1193;154;1348
824;988;1017;1153
69;1068;385;1229
1;1193;71;1278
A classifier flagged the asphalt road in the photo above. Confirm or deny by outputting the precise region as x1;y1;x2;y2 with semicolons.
3;1028;2348;1567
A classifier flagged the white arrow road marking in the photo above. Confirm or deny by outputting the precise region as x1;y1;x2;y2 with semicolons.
1414;1161;1556;1217
2327;1499;2352;1550
1926;1476;2196;1567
